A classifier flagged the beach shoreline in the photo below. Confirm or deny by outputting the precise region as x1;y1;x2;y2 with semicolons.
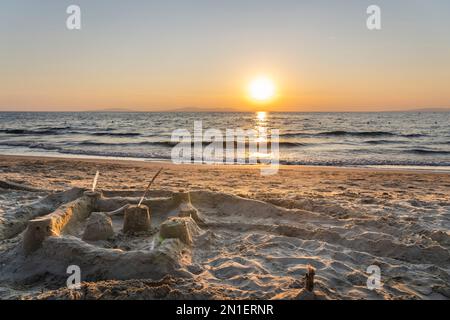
1;153;450;174
1;153;450;195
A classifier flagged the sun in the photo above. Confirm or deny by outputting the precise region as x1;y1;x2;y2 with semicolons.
248;76;275;102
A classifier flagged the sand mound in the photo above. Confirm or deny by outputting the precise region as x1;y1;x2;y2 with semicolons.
82;212;114;241
160;217;200;245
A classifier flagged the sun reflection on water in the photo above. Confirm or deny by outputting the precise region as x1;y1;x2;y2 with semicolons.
257;111;267;122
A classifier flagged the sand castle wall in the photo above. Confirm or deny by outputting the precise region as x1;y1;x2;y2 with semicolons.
0;187;85;241
3;236;187;284
23;194;93;254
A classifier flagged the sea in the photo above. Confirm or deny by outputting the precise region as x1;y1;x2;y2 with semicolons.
0;111;449;170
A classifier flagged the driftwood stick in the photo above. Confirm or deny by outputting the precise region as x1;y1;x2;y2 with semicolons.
92;171;100;192
138;168;163;207
305;265;315;292
105;204;131;217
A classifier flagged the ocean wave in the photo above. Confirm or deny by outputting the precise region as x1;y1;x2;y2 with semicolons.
76;140;182;148
280;131;427;138
0;127;145;138
280;159;450;167
0;141;62;151
279;132;309;138
78;140;305;148
318;130;398;137
60;149;172;160
0;127;72;135
364;140;406;145
406;148;450;155
0;138;304;151
91;132;141;137
29;143;61;151
402;133;427;138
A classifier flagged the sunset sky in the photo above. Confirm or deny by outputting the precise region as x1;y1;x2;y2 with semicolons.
1;0;450;112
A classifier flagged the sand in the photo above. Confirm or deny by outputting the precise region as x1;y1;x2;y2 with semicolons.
0;154;449;300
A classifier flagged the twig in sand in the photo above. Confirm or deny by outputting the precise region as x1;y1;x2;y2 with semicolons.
92;171;100;192
138;168;163;207
105;204;130;217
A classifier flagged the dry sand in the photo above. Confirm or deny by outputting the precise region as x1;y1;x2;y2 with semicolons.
0;154;449;300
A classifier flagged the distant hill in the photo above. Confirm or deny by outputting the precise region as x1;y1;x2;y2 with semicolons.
87;108;138;113
86;107;240;113
164;107;240;113
403;107;450;113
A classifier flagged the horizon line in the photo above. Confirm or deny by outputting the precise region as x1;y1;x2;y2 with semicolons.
1;107;450;113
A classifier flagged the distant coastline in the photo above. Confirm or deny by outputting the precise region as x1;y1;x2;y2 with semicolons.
0;107;449;113
87;107;450;113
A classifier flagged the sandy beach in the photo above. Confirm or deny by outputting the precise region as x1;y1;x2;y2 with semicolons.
0;154;449;300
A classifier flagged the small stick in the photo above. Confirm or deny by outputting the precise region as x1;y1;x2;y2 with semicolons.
138;168;163;207
304;265;315;292
92;171;100;192
105;204;130;217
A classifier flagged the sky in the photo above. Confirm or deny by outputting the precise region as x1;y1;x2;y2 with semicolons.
1;0;450;112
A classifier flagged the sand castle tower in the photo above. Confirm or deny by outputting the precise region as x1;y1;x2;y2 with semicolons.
123;205;151;234
174;190;204;225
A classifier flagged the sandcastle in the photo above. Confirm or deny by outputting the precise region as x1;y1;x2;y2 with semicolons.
22;188;201;252
11;187;203;284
